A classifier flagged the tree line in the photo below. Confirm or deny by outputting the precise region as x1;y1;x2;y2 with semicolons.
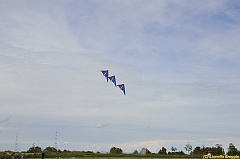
1;143;240;158
111;143;240;157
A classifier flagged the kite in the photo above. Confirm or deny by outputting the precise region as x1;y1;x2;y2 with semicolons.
117;84;125;95
100;70;126;95
101;70;108;82
109;75;117;87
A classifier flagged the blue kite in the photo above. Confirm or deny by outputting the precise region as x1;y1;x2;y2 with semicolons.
109;75;117;87
117;84;125;95
101;70;108;82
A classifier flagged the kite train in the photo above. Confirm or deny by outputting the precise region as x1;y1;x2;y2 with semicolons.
101;70;126;95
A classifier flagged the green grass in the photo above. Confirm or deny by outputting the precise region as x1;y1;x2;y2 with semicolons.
23;157;202;159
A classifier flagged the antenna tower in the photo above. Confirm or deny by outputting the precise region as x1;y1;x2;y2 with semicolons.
55;132;58;150
14;133;18;152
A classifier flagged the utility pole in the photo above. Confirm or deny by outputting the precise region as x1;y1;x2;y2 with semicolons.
14;133;18;152
55;132;58;150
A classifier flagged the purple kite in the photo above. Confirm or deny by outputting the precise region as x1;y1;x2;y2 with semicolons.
101;70;108;82
109;75;117;87
117;84;125;95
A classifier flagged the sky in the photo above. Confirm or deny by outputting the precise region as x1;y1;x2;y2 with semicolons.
0;0;240;154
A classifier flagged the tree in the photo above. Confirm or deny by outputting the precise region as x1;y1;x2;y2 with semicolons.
27;145;42;153
145;148;151;154
227;143;237;156
133;150;138;154
171;146;177;153
215;144;224;155
140;148;146;156
185;143;192;155
140;148;151;156
158;147;167;155
192;144;224;156
109;147;122;154
193;146;202;156
201;144;207;154
43;146;57;153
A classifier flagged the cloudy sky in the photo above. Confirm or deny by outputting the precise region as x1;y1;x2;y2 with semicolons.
1;0;240;154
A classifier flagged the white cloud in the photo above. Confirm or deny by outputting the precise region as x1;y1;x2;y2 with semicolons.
0;115;11;123
95;123;109;128
0;1;84;52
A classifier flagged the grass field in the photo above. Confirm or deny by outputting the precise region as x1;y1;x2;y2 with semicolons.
27;157;201;159
23;158;200;159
